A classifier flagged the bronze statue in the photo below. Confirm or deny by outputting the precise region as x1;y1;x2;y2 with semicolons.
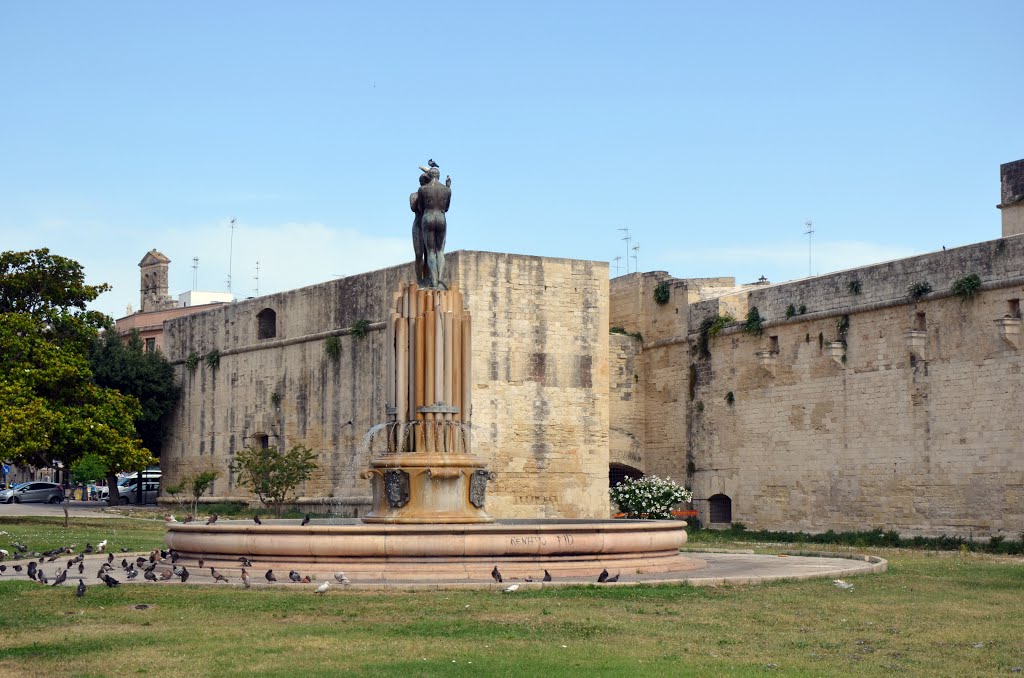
411;163;451;288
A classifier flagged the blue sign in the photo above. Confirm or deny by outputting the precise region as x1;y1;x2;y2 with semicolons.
1;465;9;475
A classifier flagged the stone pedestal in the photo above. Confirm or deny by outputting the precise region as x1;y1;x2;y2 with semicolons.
363;283;494;523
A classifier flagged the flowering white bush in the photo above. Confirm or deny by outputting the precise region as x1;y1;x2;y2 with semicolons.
609;475;692;520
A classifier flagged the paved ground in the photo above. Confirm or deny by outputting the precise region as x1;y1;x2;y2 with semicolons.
1;550;886;591
0;501;155;518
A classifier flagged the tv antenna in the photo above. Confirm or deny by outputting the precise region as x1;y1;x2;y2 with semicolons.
631;243;640;274
612;256;622;276
191;257;199;290
226;218;237;292
618;227;631;274
254;260;260;297
804;220;814;277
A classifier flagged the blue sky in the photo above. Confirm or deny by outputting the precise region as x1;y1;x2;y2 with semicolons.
2;2;1021;318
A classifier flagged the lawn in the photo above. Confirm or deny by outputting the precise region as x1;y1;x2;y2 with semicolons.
0;517;1021;677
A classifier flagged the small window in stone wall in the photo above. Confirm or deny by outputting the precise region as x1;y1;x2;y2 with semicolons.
257;308;277;339
914;312;926;332
1009;299;1021;319
145;338;156;353
709;493;732;523
609;463;644;490
255;434;270;449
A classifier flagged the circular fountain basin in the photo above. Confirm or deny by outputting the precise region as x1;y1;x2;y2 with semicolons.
165;518;703;582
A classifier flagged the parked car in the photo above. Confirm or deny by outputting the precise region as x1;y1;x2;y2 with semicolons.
0;481;64;504
104;476;161;505
99;472;161;502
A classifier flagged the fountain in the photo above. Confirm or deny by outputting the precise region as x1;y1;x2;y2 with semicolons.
165;163;704;584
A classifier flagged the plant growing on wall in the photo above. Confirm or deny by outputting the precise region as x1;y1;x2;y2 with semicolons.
907;281;932;300
610;326;643;341
350;319;371;339
847;279;862;295
742;307;763;336
835;314;850;338
786;304;796;319
231;444;318;517
609;475;692;520
204;349;220;371
324;335;341;361
653;281;670;306
270;390;282;407
725;391;735;405
185;351;201;372
951;273;982;300
697;314;735;358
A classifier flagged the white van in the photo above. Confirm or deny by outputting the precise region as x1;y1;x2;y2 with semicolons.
100;471;161;504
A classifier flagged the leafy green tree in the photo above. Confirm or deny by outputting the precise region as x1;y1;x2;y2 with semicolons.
164;470;218;518
231;445;318;517
0;249;154;499
70;453;109;485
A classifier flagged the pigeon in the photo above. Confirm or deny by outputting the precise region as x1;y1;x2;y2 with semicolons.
241;569;251;589
107;553;114;564
198;558;204;569
301;514;310;526
206;514;218;525
173;565;185;577
833;579;854;591
27;562;37;580
102;574;120;587
0;549;7;560
144;570;157;581
315;581;330;595
597;569;609;583
543;570;552;582
84;543;94;554
120;558;127;569
301;575;311;583
334;572;350;585
491;566;502;583
428;158;439;168
253;515;262;525
52;569;67;586
13;565;23;574
605;573;620;583
37;570;48;584
211;568;228;583
265;569;276;583
170;551;180;563
183;514;194;524
160;550;169;559
136;557;146;567
78;561;85;575
237;557;253;568
165;514;177;523
76;579;86;597
47;555;59;563
160;569;174;581
0;565;5;575
126;569;139;580
288;570;301;583
96;540;107;553
503;584;520;593
180;567;190;583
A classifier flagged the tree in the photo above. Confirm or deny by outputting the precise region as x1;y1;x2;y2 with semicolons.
164;471;218;518
0;249;154;497
231;445;318;517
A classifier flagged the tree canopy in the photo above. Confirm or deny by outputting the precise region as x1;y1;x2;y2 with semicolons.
0;249;158;475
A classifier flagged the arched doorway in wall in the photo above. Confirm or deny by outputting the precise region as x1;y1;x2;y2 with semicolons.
257;308;277;339
609;463;644;490
708;493;733;524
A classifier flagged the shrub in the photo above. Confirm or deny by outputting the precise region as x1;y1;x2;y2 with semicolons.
609;475;692;520
185;351;201;372
847;279;862;295
351;319;371;339
951;273;982;300
653;281;670;305
324;335;341;361
907;281;932;300
785;304;796;319
164;470;219;518
743;307;763;336
204;349;220;371
697;314;735;358
231;444;318;517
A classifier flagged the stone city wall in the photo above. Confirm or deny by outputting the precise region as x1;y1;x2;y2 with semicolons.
162;250;611;518
688;235;1024;536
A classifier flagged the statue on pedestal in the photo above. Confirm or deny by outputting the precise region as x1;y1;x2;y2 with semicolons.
410;162;451;288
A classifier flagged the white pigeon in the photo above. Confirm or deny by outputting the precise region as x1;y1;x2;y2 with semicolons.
503;584;520;593
333;571;350;585
315;581;330;595
833;579;854;590
0;549;8;559
96;540;108;553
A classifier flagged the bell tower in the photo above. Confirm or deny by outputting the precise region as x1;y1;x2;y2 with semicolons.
139;249;175;312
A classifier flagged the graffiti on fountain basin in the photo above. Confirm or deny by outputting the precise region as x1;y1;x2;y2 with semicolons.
508;533;575;548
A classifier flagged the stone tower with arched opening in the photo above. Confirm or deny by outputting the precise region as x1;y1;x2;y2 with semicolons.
139;249;175;312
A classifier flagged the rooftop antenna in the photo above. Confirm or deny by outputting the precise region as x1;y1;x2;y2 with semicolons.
612;256;623;276
227;218;237;293
804;219;814;277
631;243;640;274
191;257;199;291
254;260;260;297
618;227;631;274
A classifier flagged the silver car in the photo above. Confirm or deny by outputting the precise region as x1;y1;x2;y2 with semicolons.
0;481;65;504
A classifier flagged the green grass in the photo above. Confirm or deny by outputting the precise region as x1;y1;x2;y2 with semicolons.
0;518;1022;676
0;516;166;555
